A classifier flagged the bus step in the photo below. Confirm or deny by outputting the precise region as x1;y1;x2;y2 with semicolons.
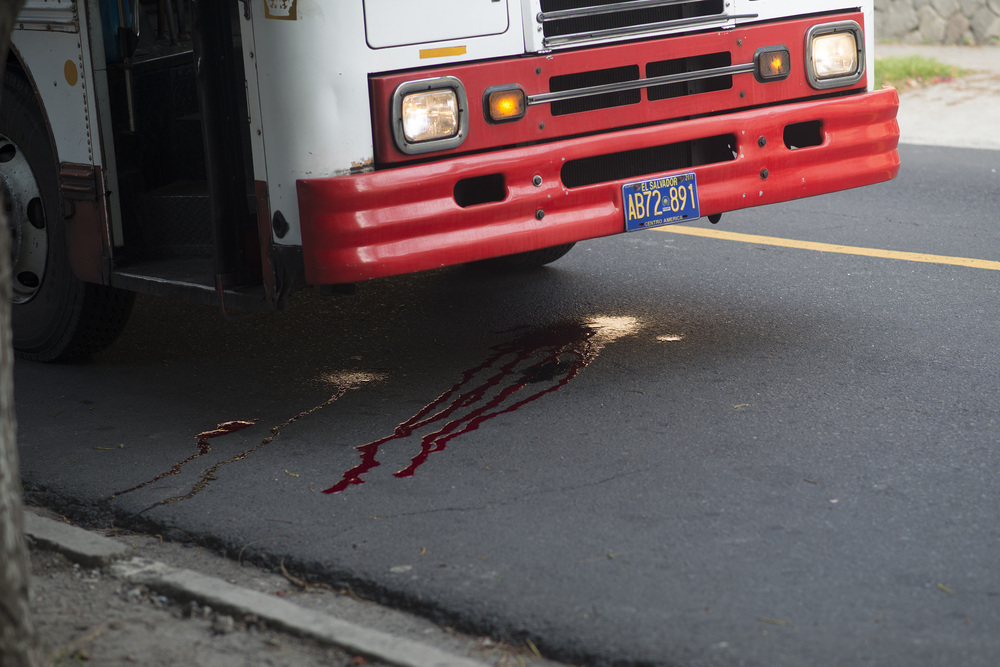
136;180;212;259
110;257;269;311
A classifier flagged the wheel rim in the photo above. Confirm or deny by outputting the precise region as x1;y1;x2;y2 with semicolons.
0;132;48;304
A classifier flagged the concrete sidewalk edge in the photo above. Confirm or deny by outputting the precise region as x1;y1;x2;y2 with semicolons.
24;511;132;568
24;510;489;667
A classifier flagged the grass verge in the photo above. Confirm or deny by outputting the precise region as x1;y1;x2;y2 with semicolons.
874;55;968;89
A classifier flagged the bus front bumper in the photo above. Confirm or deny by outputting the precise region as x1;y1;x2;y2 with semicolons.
298;87;899;285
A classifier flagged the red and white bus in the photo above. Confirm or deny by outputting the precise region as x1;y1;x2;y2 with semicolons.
2;0;899;360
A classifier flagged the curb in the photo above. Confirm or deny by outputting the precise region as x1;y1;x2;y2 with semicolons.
24;511;133;568
24;511;489;667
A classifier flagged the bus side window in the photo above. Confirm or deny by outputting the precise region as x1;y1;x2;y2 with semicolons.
99;0;163;63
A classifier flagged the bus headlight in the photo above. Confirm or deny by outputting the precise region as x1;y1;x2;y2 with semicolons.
806;21;864;89
392;77;468;154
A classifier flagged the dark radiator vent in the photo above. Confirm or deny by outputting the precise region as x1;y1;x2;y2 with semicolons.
550;65;641;115
647;52;733;100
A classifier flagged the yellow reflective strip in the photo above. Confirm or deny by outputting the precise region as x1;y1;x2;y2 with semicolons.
656;226;1000;271
419;46;467;59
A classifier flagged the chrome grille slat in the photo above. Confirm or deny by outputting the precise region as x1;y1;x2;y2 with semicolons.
543;13;758;47
537;0;702;23
535;0;756;48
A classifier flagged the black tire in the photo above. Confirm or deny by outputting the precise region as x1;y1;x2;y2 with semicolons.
1;72;133;362
472;242;576;270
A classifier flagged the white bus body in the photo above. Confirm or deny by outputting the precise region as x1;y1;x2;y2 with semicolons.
3;0;898;360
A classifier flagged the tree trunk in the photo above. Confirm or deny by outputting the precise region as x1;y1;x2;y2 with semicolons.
0;1;39;665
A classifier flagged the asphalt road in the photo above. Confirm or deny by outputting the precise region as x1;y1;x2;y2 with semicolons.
15;143;1000;666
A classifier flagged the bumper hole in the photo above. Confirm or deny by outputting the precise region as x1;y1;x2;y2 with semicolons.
561;134;736;189
784;120;823;150
454;174;506;208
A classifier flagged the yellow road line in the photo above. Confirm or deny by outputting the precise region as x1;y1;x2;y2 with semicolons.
655;226;1000;271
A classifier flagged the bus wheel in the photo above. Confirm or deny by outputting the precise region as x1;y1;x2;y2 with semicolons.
473;243;576;270
1;72;133;362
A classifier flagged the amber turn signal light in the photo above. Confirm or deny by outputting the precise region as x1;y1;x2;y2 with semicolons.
754;46;791;82
484;86;527;124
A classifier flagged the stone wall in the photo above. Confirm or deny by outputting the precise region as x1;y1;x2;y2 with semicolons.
875;0;1000;44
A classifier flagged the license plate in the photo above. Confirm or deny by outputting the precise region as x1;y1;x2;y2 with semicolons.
622;172;700;232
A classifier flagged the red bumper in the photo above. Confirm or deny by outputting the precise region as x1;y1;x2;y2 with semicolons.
298;87;899;285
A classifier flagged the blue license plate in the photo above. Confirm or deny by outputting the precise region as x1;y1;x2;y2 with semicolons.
622;172;700;232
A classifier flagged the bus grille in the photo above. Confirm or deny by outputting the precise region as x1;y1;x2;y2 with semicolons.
544;52;735;116
538;0;729;47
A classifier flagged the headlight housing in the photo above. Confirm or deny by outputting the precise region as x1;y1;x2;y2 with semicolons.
806;21;865;90
392;77;468;154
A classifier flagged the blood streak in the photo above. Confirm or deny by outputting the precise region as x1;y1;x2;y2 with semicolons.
197;421;258;439
110;420;257;499
110;373;380;505
106;319;638;504
325;316;639;494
